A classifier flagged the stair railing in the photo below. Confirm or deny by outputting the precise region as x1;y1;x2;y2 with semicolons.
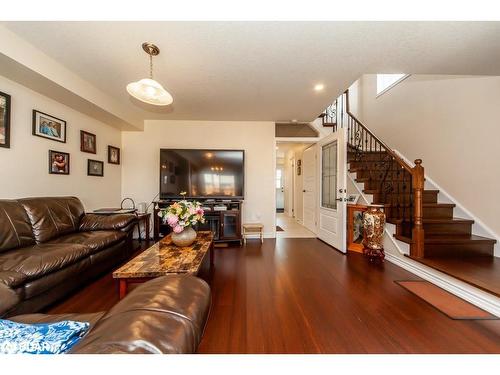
328;90;425;258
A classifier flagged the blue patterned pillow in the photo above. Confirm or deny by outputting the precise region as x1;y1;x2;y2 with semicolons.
0;319;89;354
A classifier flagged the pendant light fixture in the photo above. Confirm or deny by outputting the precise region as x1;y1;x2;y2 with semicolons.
126;42;173;106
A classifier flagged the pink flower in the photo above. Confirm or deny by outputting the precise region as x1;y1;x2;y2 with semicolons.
167;214;178;227
173;225;183;234
196;208;204;216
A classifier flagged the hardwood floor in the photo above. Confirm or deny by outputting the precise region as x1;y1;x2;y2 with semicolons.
47;238;500;353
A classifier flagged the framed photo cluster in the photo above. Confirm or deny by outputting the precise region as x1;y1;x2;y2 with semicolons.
1;94;121;177
0;91;11;148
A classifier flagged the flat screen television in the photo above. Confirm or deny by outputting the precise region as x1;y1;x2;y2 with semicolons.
160;149;245;199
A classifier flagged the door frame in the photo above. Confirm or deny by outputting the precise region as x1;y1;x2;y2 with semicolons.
302;144;318;234
274;139;320;238
317;128;347;253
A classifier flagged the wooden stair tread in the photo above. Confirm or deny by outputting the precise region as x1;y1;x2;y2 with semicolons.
423;234;496;244
395;234;496;244
408;255;500;297
323;122;336;127
422;218;474;224
362;189;439;194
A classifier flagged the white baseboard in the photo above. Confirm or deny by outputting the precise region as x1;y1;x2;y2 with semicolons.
385;253;500;317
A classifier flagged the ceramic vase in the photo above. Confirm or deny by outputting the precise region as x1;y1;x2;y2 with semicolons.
171;226;197;247
362;205;386;261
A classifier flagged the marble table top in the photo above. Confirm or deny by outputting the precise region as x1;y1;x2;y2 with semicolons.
113;231;214;279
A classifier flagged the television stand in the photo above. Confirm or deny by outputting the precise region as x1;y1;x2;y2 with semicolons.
153;198;243;245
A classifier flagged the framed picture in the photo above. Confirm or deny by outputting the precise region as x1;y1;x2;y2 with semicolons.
32;110;66;143
347;204;367;253
48;150;70;175
87;159;104;177
108;145;120;165
297;165;301;176
80;130;96;154
0;91;11;148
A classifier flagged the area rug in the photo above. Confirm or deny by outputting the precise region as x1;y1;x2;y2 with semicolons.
395;280;497;320
276;226;285;232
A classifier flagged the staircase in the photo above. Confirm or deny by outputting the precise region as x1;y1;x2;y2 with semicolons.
320;91;499;297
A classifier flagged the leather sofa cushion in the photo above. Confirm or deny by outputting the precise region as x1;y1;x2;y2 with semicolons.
19;197;85;243
0;270;28;288
0;200;35;253
0;243;92;281
79;214;137;232
0;283;19;317
50;231;126;254
10;312;105;330
23;258;91;299
71;275;211;354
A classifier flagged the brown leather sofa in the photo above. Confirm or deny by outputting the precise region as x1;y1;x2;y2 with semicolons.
0;196;137;316
4;275;211;354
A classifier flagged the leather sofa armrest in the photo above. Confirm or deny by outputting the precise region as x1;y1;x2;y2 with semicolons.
0;283;19;318
79;214;137;233
70;275;211;354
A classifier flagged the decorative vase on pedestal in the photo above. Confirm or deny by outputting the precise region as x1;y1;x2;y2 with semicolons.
362;205;386;262
171;226;197;247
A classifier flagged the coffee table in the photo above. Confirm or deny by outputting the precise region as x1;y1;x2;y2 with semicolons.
113;231;214;299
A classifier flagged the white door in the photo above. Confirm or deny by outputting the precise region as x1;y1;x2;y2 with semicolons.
276;167;284;210
318;128;347;252
302;146;317;234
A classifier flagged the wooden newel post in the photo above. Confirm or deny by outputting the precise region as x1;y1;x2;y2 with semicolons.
411;159;425;258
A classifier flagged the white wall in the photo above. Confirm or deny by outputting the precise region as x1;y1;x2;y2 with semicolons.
0;75;122;210
354;74;500;236
122;120;276;236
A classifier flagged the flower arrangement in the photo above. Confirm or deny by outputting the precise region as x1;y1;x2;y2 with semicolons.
158;197;205;234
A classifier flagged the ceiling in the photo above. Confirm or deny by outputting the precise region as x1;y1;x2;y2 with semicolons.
4;21;500;123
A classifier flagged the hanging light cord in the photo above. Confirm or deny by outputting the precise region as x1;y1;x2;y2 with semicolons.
149;53;153;80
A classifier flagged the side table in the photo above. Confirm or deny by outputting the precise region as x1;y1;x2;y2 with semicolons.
242;223;264;244
136;213;151;242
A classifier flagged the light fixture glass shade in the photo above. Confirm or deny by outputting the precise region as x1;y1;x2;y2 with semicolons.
126;78;173;106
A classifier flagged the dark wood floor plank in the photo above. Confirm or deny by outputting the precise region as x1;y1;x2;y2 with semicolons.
47;238;500;353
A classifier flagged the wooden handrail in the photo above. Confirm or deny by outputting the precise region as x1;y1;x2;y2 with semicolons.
344;90;413;174
342;89;425;258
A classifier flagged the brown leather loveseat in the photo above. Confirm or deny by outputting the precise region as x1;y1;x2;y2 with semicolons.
3;275;211;354
0;196;137;316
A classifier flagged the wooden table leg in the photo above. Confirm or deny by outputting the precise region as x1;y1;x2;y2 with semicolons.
137;222;142;242
210;241;215;271
119;279;128;299
145;216;150;242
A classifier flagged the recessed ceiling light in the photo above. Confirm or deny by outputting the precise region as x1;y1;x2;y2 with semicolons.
291;119;298;123
314;83;325;92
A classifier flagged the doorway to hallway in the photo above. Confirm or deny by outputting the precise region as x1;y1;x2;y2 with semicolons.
275;142;316;238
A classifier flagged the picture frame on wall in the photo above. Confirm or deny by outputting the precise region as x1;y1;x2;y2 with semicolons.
0;91;11;148
80;130;97;154
48;150;70;175
108;145;120;165
32;110;67;143
87;159;104;177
